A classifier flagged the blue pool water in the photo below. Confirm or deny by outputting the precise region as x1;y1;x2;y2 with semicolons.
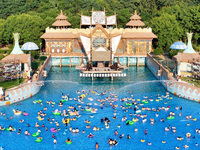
0;66;200;150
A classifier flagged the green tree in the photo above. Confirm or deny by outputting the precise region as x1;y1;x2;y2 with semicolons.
0;19;5;45
150;13;182;51
3;14;45;45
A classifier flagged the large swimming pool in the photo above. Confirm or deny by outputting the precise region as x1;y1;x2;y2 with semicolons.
0;67;199;150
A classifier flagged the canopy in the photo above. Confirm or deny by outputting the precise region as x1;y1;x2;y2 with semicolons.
170;41;187;50
21;42;39;50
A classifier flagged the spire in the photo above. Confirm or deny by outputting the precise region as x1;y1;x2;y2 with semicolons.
10;33;24;54
183;33;196;54
134;10;137;15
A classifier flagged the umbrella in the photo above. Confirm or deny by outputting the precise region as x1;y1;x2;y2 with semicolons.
170;41;187;50
21;42;39;50
170;41;187;76
21;42;39;78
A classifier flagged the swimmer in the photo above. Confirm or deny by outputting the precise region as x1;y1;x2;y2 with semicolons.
95;142;99;149
115;130;118;136
183;144;188;148
25;129;29;135
145;128;147;135
53;138;57;144
135;127;138;132
127;134;131;139
82;130;85;133
35;122;40;127
162;140;166;143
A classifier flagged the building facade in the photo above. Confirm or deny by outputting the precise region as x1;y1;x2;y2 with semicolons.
41;10;157;66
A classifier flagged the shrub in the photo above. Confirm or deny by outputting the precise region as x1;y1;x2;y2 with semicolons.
169;50;178;58
153;47;164;55
0;54;4;60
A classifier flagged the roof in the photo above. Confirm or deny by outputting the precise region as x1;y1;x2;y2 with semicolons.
52;20;71;27
2;54;29;63
122;32;157;39
126;20;145;27
130;10;141;20
40;32;76;39
173;53;200;62
91;24;109;37
56;10;68;20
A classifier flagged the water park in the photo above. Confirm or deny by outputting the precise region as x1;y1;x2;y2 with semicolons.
0;8;200;150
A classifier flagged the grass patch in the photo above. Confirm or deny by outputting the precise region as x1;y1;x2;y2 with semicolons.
0;78;26;89
181;77;200;88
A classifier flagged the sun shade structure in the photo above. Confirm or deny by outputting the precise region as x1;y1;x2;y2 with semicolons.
21;42;39;78
21;42;39;50
170;41;187;50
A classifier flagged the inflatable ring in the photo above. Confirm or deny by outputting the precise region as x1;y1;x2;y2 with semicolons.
142;100;148;104
35;137;43;142
66;141;72;144
50;128;57;133
141;139;145;142
0;128;5;131
61;99;67;102
186;133;191;138
32;132;40;137
167;116;175;120
129;121;134;125
132;118;138;122
52;111;61;115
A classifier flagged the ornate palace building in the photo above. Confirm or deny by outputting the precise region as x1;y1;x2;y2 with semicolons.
41;10;157;66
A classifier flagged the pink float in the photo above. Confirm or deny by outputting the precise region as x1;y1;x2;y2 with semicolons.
50;128;57;133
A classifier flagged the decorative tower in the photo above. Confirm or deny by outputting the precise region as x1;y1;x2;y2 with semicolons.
11;33;24;54
126;10;145;28
183;33;196;53
52;10;71;29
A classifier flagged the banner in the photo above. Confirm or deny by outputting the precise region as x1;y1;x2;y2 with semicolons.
107;15;116;25
111;35;121;59
92;12;105;25
81;15;91;25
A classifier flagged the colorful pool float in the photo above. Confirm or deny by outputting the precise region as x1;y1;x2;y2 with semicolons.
50;128;57;133
66;141;72;144
33;100;42;104
142;100;148;104
52;110;61;115
35;138;43;142
167;116;175;120
125;102;132;106
32;132;40;137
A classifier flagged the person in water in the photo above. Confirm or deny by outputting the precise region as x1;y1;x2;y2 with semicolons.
95;142;99;149
53;138;57;144
145;128;148;135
